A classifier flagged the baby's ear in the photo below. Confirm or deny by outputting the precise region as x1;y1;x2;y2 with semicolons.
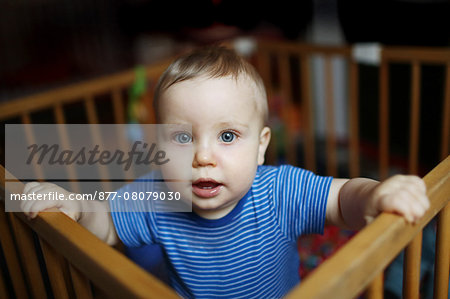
258;127;271;165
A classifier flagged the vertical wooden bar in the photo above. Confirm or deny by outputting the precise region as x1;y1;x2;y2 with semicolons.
112;89;135;180
300;55;316;172
403;231;422;299
441;63;450;160
21;113;45;181
54;104;81;193
53;103;65;124
84;95;112;192
8;215;48;298
69;263;94;299
0;208;29;299
409;61;421;175
84;95;99;124
325;56;337;177
379;58;390;180
434;203;450;299
367;51;390;299
348;59;360;178
40;239;71;299
366;274;384;299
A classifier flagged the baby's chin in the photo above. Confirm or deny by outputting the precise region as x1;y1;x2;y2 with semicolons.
191;196;239;219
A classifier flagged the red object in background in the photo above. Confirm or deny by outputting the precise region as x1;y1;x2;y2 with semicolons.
298;226;355;278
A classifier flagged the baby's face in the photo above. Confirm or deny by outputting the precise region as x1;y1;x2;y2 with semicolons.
158;76;270;219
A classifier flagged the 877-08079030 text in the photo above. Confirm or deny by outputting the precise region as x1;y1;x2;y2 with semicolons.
10;191;182;201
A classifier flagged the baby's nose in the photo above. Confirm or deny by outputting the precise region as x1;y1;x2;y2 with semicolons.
192;145;216;167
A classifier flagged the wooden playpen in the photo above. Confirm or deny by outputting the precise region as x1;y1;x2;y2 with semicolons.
0;40;449;298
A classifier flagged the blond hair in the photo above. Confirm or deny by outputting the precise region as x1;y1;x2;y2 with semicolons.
153;46;268;124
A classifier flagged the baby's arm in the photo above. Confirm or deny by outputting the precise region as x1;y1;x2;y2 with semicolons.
21;182;118;245
326;175;429;230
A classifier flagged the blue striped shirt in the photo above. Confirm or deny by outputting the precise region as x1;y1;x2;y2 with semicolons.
111;165;332;298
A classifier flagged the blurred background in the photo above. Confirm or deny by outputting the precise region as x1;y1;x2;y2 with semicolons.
1;0;449;101
0;1;449;298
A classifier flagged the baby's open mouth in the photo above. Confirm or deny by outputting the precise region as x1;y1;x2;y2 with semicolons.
192;179;223;198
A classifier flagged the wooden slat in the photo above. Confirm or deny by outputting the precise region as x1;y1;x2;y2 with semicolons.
84;95;99;124
409;61;421;175
325;56;337;177
382;47;450;64
258;40;352;57
285;155;450;299
53;102;66;125
8;214;48;298
0;59;171;120
379;59;390;180
441;63;450;160
69;263;94;299
434;203;450;299
0;208;29;299
348;60;360;178
53;104;81;193
300;55;316;172
21;114;45;181
1;165;178;299
83;98;112;192
40;239;71;299
403;231;422;299
366;274;383;299
111;88;138;180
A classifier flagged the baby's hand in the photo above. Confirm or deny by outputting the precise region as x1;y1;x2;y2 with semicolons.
21;182;82;221
365;175;429;224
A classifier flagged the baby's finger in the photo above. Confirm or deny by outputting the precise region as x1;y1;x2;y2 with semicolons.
405;175;426;192
23;182;40;194
408;199;427;222
392;191;426;223
21;201;39;219
401;184;430;212
21;200;60;219
379;193;415;223
26;184;50;195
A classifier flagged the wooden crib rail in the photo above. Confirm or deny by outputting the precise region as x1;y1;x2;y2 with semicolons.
254;40;359;177
286;155;450;299
0;165;179;299
0;57;172;123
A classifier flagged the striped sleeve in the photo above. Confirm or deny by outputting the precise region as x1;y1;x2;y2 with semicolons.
273;165;332;240
109;177;158;247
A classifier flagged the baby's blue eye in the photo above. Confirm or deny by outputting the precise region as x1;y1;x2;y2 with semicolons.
174;132;192;144
220;131;235;143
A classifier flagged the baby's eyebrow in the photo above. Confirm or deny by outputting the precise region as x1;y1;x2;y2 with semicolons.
217;122;249;129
